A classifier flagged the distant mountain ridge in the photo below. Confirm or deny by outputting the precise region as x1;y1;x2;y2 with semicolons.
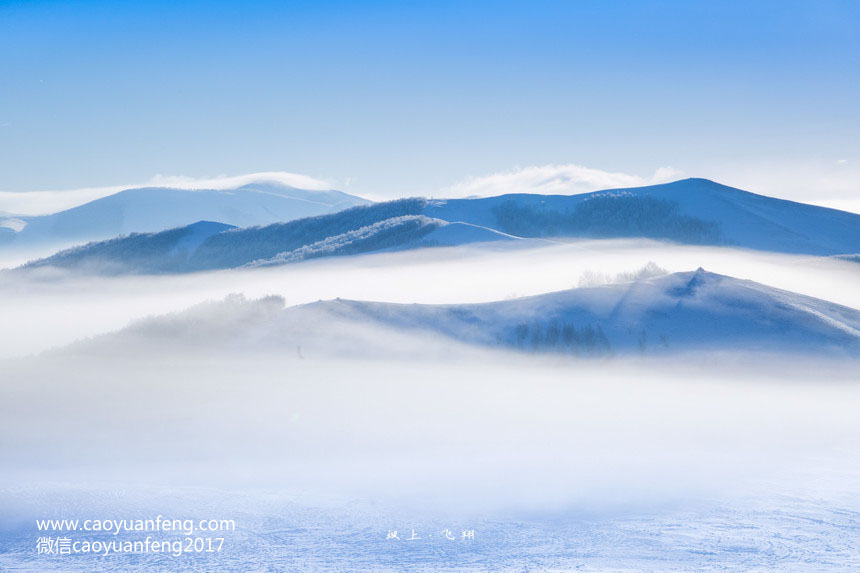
425;178;860;255
0;181;371;251
15;178;860;274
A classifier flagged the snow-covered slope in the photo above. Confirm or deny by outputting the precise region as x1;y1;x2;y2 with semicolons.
82;270;860;358
425;178;860;255
18;178;860;274
295;269;860;357
23;199;516;274
21;220;236;274
2;181;370;250
419;221;517;246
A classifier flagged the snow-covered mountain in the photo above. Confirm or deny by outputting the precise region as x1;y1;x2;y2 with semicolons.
0;181;370;251
425;178;860;255
78;270;860;358
23;199;515;274
290;269;860;357
17;177;860;274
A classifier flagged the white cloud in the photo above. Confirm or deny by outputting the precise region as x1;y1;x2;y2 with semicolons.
145;171;333;192
0;171;334;216
439;164;684;199
441;160;860;215
0;186;128;216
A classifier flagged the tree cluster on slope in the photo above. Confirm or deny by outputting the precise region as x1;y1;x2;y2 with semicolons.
504;319;612;356
491;195;722;243
246;215;441;266
25;198;430;274
188;198;428;270
25;226;197;274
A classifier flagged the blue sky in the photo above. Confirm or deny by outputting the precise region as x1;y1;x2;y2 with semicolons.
1;0;859;209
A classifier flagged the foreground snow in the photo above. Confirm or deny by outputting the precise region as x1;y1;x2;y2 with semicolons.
2;353;859;571
2;484;860;571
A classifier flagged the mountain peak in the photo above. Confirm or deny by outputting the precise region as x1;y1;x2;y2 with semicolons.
682;266;712;295
649;177;736;193
184;220;236;231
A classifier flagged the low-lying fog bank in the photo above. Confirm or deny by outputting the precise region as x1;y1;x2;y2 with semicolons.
0;240;858;359
3;348;860;567
3;348;859;512
2;240;858;569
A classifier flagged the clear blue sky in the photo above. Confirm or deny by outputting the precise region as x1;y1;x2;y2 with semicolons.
1;0;859;202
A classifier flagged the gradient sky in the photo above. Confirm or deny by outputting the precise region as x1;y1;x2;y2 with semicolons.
1;0;859;208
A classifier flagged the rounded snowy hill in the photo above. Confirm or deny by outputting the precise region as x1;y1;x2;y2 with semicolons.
425;178;860;256
80;270;860;359
1;181;370;250
300;269;860;357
